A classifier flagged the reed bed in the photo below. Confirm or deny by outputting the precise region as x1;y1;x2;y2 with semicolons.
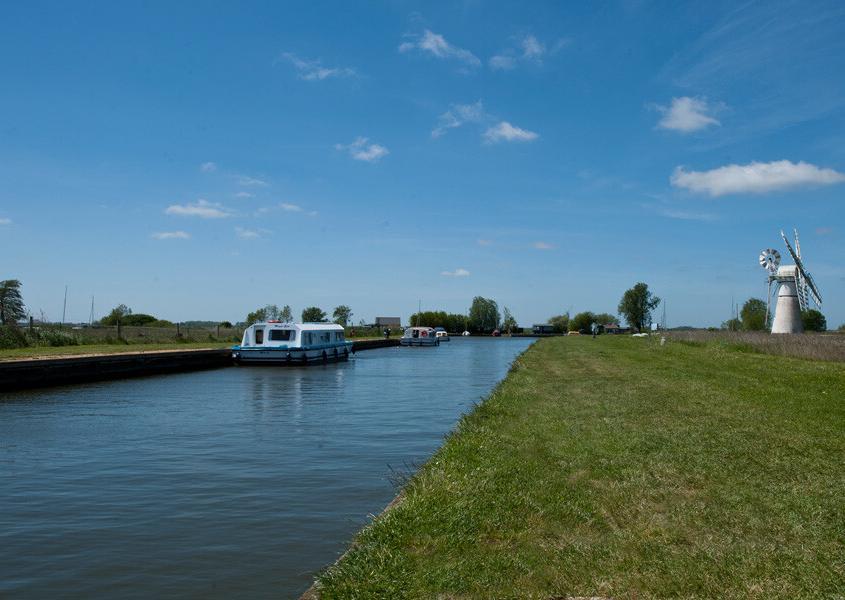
667;330;845;362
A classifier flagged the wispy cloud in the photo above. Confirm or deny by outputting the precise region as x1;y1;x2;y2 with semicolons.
165;199;231;218
257;202;318;217
399;30;480;67
671;160;845;196
441;268;471;277
484;121;538;143
489;34;569;70
477;238;493;246
655;97;721;133
335;137;389;162
657;208;718;222
235;227;262;240
432;100;485;138
237;175;268;187
234;191;253;199
0;217;12;225
279;52;356;81
199;161;217;173
151;231;190;240
533;241;555;250
815;226;833;236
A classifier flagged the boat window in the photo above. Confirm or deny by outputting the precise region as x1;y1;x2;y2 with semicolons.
321;332;330;343
269;329;293;341
254;328;264;344
303;332;311;345
336;331;345;341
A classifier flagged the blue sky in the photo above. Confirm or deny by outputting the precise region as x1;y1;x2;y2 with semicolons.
2;1;844;327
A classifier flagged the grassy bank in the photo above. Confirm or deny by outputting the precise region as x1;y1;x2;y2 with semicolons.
0;342;233;361
314;336;845;598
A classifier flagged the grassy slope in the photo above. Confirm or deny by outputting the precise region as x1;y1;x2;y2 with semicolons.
315;336;845;599
0;342;233;361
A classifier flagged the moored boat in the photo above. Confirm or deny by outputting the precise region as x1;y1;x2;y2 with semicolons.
399;326;439;346
232;321;353;365
434;326;450;341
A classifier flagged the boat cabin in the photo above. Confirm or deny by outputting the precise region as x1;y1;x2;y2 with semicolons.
240;321;346;349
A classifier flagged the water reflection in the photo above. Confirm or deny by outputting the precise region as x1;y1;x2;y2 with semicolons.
0;338;532;598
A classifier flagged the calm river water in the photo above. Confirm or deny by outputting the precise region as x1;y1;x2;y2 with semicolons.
0;337;532;598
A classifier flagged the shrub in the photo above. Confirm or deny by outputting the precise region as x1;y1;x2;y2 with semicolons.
0;325;28;349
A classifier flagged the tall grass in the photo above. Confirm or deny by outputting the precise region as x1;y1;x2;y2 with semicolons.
668;330;845;362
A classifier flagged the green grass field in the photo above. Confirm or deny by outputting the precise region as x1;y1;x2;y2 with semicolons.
0;342;234;361
314;336;845;599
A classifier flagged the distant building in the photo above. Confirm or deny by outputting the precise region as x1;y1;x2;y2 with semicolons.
603;323;630;335
375;316;401;327
532;324;556;334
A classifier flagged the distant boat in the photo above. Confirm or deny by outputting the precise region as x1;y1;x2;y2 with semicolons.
232;321;352;365
400;326;439;347
462;331;470;336
434;326;450;341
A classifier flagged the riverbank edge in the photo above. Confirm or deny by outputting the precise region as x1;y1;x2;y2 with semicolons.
298;339;536;599
0;339;399;392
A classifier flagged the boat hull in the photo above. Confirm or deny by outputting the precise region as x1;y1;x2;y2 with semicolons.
399;338;439;347
232;343;353;365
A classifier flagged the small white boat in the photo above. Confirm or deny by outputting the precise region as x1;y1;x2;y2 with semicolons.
400;326;439;346
462;331;470;336
434;327;450;341
232;321;353;365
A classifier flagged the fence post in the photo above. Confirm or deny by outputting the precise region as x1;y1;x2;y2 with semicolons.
29;316;34;333
176;323;180;338
117;317;122;340
216;324;220;338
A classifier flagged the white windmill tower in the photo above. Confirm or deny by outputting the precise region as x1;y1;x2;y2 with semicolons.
759;229;823;334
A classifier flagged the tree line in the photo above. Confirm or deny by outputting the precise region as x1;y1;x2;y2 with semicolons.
244;304;353;326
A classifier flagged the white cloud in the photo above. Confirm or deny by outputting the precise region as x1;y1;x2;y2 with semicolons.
441;268;471;277
658;208;718;222
399;30;480;67
279;203;303;212
816;227;833;236
671;160;845;196
477;238;492;246
484;121;538;143
335;137;389;162
490;34;566;70
165;199;231;218
0;217;12;225
533;241;555;250
656;97;720;133
235;227;261;240
199;161;217;173
521;35;544;59
152;231;190;240
234;191;253;199
237;175;268;187
489;55;516;70
279;53;356;81
432;100;485;138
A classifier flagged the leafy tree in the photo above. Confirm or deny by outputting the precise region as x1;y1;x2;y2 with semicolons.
279;305;293;322
740;298;767;331
838;323;845;332
801;309;827;332
468;296;500;333
245;307;268;325
121;313;157;326
0;279;25;325
409;311;466;332
548;313;570;334
101;304;132;326
301;306;327;322
569;311;596;333
219;321;233;328
618;283;660;332
594;313;617;326
722;318;742;331
332;305;353;326
501;307;518;334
